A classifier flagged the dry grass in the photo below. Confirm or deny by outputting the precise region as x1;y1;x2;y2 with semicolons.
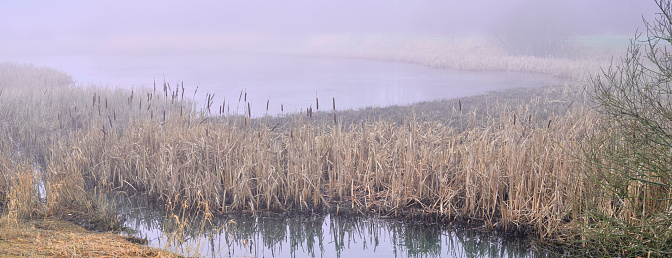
0;217;180;257
43;97;598;241
0;46;616;253
0;147;181;257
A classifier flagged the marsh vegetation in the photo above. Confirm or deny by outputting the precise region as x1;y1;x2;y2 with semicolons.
2;3;672;257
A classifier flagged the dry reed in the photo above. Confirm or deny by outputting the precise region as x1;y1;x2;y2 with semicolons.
0;57;610;247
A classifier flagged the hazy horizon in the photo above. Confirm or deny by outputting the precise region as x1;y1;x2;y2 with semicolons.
0;0;660;57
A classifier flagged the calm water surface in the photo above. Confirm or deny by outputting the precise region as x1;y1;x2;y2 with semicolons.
115;194;544;258
5;52;565;116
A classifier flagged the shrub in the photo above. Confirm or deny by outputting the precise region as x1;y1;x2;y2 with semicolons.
582;0;672;256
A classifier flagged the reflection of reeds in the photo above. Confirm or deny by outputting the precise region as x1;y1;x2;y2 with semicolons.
119;198;538;258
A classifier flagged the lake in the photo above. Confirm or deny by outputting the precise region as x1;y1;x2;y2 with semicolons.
3;52;565;117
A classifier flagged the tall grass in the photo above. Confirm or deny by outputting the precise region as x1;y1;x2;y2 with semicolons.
0;51;604;251
36;86;598;241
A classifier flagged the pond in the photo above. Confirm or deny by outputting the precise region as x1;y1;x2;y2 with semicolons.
4;52;565;117
115;194;544;258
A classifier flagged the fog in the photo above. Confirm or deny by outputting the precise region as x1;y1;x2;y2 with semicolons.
0;0;659;56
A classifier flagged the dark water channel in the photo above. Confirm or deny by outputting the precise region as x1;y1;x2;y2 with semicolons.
115;194;545;258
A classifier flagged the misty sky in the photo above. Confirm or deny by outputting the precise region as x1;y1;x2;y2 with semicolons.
0;0;660;56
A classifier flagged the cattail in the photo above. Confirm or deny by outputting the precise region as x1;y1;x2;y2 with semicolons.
316;96;319;110
333;97;336;111
239;90;243;102
458;100;462;112
266;100;269;111
547;119;552;128
513;113;516;125
281;104;283;112
270;121;280;132
244;91;247;102
93;93;96;107
248;102;251;118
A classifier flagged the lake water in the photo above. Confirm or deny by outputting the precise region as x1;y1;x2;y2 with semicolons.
3;52;565;117
115;194;542;258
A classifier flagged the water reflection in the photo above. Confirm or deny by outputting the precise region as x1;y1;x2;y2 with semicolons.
114;194;543;257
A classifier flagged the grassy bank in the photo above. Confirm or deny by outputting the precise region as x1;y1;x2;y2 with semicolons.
0;217;178;257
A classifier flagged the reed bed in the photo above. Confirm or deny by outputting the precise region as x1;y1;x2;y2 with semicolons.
40;97;598;240
274;35;622;80
0;59;619;250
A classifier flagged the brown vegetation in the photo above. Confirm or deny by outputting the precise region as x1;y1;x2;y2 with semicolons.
0;217;179;257
0;30;657;256
0;61;600;244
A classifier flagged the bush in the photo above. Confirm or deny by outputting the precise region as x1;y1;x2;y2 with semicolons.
583;0;672;256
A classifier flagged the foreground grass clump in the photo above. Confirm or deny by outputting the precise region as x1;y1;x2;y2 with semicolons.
0;142;180;257
0;217;179;257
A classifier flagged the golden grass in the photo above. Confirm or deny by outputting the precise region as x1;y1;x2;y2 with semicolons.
0;217;180;257
0;148;179;257
0;48;625;251
41;99;598;241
